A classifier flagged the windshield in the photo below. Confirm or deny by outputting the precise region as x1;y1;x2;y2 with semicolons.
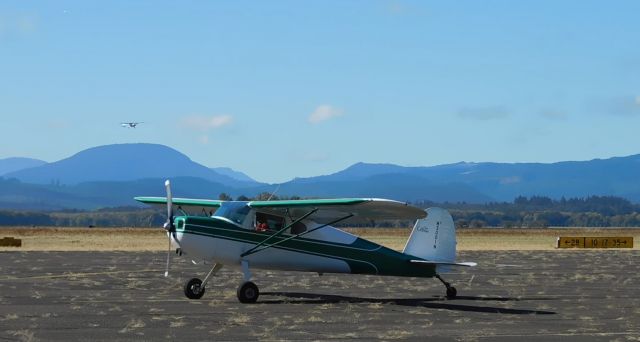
213;202;251;225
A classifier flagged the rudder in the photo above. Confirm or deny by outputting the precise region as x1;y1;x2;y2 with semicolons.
403;207;456;263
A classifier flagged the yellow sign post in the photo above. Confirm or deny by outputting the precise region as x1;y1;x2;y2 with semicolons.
557;237;633;249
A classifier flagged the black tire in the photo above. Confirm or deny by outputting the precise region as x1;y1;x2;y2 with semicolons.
237;281;259;303
184;278;205;299
446;286;457;299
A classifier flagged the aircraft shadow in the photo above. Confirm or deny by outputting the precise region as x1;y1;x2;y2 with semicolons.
260;292;555;315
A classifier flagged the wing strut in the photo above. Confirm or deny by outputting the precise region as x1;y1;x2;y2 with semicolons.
240;213;354;257
240;208;319;257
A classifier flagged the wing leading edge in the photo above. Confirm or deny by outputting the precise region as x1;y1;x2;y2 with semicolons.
249;198;426;223
134;196;223;215
134;196;426;223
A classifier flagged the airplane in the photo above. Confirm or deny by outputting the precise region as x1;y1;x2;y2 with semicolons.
135;180;476;303
121;122;143;128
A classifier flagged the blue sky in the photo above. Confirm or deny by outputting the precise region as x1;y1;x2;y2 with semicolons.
1;1;639;183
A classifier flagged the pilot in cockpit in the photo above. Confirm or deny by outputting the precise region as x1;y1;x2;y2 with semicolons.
256;220;268;232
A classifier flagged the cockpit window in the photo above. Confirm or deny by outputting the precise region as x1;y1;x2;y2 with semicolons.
213;202;251;225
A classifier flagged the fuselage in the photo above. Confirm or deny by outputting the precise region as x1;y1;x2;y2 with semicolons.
173;215;436;278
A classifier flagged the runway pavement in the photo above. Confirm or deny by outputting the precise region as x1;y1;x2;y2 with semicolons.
0;250;638;341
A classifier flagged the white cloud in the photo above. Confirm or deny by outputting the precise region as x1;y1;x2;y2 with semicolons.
16;15;37;33
182;115;233;131
198;135;209;144
457;106;510;120
45;120;70;130
0;14;38;37
599;96;640;116
301;151;329;162
388;1;408;15
308;105;343;124
540;109;568;120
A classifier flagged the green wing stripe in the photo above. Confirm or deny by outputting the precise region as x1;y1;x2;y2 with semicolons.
249;198;369;208
134;197;223;207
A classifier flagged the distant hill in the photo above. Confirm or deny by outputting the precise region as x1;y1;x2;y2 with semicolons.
210;167;256;183
268;173;493;203
285;155;640;202
0;177;237;210
0;178;91;210
4;144;261;188
0;157;47;176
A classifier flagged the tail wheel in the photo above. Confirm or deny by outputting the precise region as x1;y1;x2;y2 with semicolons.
446;286;457;299
237;281;259;303
184;278;205;299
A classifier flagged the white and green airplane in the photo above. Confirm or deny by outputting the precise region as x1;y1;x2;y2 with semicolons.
135;180;476;303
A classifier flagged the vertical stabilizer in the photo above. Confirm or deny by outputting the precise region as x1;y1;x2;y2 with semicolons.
403;207;456;263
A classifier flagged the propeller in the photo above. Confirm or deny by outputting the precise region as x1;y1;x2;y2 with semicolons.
164;179;174;277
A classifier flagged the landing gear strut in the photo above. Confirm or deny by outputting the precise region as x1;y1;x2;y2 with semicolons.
436;274;457;299
183;263;223;300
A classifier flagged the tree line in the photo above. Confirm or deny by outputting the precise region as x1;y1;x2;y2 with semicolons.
414;195;640;228
1;195;640;228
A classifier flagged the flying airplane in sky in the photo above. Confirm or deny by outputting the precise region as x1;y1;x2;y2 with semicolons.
121;122;143;128
136;180;476;303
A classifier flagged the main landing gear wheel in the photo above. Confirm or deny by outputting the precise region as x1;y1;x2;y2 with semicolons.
184;278;205;299
237;281;259;303
446;286;457;299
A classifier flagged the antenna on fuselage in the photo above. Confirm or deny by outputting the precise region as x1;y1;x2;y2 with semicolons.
266;183;281;201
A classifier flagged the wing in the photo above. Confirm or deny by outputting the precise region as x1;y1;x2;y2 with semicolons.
135;196;425;223
249;198;426;223
134;196;222;215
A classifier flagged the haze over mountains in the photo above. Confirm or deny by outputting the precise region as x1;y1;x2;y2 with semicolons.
0;143;638;210
0;157;47;176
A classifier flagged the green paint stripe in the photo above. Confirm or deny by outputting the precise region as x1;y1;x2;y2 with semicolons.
178;216;380;251
179;216;436;278
180;228;379;274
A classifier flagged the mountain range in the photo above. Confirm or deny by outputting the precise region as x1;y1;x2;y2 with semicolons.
1;143;639;210
2;144;257;188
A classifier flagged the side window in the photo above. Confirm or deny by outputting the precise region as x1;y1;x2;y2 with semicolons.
255;212;285;232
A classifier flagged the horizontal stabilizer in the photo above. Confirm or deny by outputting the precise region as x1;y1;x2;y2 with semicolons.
410;260;477;267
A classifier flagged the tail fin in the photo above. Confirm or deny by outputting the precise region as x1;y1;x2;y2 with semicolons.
403;207;456;263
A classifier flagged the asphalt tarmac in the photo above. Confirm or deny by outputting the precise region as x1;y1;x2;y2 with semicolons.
0;250;638;341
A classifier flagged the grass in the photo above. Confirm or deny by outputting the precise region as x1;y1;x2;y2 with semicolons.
0;227;165;251
0;226;638;251
344;227;640;251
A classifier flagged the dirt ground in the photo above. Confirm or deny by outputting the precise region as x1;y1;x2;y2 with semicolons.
1;250;638;341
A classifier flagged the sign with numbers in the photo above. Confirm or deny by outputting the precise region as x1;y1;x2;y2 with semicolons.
557;237;633;249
